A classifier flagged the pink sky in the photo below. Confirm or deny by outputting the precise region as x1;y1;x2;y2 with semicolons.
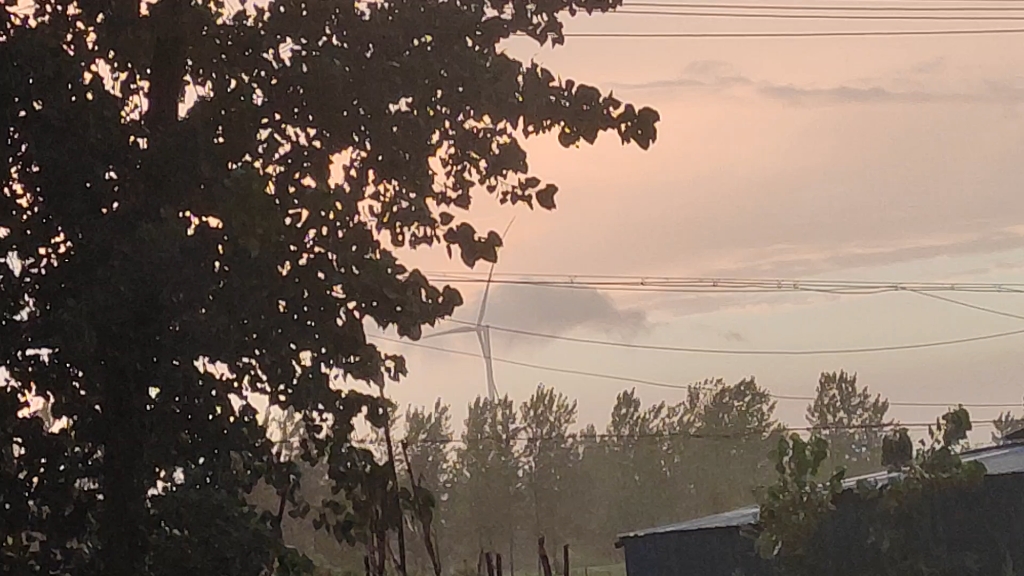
371;9;1024;441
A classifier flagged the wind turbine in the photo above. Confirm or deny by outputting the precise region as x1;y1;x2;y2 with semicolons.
425;218;515;401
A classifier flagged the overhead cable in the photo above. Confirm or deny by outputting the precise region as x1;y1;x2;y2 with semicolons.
557;27;1024;37
423;273;1024;295
624;2;1024;11
401;420;1000;445
373;335;1024;408
614;9;1024;20
443;318;1024;356
912;290;1024;322
427;272;1024;286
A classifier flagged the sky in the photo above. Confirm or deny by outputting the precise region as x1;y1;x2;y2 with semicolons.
366;5;1024;442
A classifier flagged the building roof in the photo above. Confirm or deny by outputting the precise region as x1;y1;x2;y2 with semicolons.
618;441;1024;540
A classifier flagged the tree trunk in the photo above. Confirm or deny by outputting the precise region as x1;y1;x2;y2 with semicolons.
101;367;147;576
98;3;186;575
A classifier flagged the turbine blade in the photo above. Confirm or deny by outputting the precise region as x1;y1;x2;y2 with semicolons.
479;327;498;400
421;325;478;339
477;216;516;326
477;263;497;326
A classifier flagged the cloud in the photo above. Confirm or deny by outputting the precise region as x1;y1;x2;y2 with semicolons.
707;228;1024;280
757;84;961;106
755;82;1024;106
608;59;752;92
909;57;947;76
624;289;833;322
607;59;1024;107
453;283;652;343
605;226;1024;321
721;330;747;343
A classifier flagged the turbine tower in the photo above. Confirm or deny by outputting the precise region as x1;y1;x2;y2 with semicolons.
424;218;514;401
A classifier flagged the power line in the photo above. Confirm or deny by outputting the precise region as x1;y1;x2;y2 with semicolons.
431;282;1023;296
402;420;999;445
615;9;1024;19
435;281;909;295
373;335;1024;408
429;272;1024;286
444;318;1024;356
624;2;1024;11
424;273;1024;295
558;27;1024;37
913;291;1024;322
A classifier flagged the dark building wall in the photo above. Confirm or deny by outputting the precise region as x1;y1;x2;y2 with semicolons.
621;527;770;576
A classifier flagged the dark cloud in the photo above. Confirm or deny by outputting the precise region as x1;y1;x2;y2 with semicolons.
909;57;947;76
630;290;832;321
455;283;652;344
683;59;734;78
721;330;747;343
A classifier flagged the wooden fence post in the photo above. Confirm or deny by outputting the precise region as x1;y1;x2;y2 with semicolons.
538;537;553;576
486;552;496;576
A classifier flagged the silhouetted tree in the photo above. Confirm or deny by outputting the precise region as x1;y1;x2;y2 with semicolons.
449;396;524;562
806;371;890;476
0;0;657;573
573;423;617;558
519;383;580;546
687;377;782;513
992;410;1024;443
404;400;454;495
402;400;455;573
601;389;680;532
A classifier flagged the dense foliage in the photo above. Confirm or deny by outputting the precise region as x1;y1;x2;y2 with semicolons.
805;371;889;476
753;407;1012;576
991;410;1024;442
0;0;658;574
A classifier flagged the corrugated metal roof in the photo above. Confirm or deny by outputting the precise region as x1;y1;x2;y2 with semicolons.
618;442;1024;540
618;506;762;539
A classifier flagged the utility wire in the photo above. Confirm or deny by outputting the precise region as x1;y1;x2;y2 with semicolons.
427;282;1014;295
624;2;1024;11
424;273;1024;295
912;290;1024;322
559;27;1024;37
443;318;1024;356
434;282;1024;295
373;335;1023;408
432;281;909;295
428;271;1024;285
402;420;999;445
614;9;1024;19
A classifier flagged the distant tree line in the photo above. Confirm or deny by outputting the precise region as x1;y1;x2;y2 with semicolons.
253;370;1003;574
